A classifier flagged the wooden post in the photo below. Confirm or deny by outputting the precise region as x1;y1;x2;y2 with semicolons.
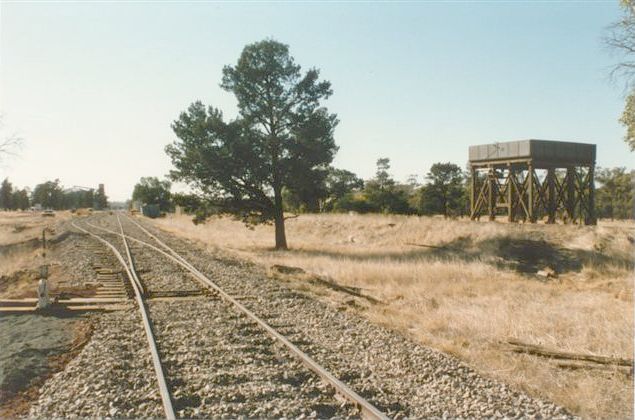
547;167;556;224
42;229;47;258
507;166;514;222
527;161;535;223
488;168;496;221
470;166;477;220
566;167;575;223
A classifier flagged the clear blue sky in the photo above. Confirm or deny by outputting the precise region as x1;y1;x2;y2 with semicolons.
0;1;631;201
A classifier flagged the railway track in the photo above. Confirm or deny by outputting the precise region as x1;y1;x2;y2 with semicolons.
72;214;388;419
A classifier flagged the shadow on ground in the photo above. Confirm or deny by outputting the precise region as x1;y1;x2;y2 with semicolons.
279;235;634;276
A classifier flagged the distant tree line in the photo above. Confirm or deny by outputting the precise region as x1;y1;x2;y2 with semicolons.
134;161;633;221
595;167;634;220
131;177;173;212
0;178;108;211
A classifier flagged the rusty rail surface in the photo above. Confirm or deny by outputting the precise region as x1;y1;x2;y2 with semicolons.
71;221;176;420
88;214;390;420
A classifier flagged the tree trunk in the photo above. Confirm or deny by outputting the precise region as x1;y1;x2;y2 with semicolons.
273;188;288;250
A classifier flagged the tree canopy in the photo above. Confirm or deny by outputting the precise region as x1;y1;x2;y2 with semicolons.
596;167;634;219
606;1;635;151
132;177;173;212
166;39;338;249
0;178;13;210
418;163;466;217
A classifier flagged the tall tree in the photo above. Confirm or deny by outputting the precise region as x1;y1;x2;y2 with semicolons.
32;180;64;209
374;157;394;190
326;167;364;199
167;39;338;249
132;177;173;212
12;188;30;210
364;158;413;214
619;93;635;151
596;167;634;219
94;184;108;210
0;178;13;210
418;162;466;218
606;0;635;150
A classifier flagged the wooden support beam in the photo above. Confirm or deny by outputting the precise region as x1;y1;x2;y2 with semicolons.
566;167;575;223
470;167;477;220
507;166;514;222
468;159;596;226
488;168;496;221
527;163;535;222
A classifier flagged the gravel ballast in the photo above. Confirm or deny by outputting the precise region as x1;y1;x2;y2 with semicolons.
121;215;573;419
26;214;574;418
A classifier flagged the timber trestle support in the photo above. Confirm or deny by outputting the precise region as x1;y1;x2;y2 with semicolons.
469;161;596;225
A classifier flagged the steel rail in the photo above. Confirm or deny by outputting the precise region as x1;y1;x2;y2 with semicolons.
116;214;145;296
86;220;217;292
91;215;390;420
71;221;176;420
122;213;198;271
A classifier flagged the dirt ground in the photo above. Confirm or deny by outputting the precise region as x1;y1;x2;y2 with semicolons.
0;211;96;299
0;314;92;417
152;213;634;420
0;211;95;416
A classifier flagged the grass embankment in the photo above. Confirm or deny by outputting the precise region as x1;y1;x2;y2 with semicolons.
153;213;634;420
0;211;72;298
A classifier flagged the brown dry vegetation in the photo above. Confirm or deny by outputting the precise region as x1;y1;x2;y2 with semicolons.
152;213;634;420
0;211;74;298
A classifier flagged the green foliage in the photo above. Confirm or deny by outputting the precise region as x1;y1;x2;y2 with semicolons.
322;167;364;211
32;180;65;210
30;180;104;211
606;1;635;150
374;158;394;190
0;178;13;210
11;188;30;210
620;92;635;151
62;189;94;209
363;182;413;214
417;162;466;217
332;192;375;213
132;177;172;212
0;178;29;210
171;193;217;224
357;158;414;214
94;184;108;210
282;171;327;213
166;39;338;249
596;167;634;219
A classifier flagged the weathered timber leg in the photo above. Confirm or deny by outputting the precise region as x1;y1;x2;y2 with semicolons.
470;167;477;220
566;167;575;224
547;168;556;224
528;163;536;223
488;168;496;221
507;167;515;223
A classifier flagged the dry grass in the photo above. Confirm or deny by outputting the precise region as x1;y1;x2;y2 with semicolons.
0;211;74;298
0;211;71;247
152;213;634;419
